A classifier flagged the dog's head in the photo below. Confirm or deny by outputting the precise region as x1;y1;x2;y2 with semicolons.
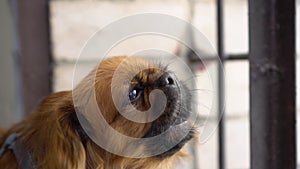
74;56;196;165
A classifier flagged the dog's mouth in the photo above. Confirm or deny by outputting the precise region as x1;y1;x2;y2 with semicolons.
138;72;194;158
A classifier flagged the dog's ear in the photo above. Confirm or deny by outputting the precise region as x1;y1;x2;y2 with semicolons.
54;107;87;169
71;107;105;169
84;140;105;169
18;92;87;169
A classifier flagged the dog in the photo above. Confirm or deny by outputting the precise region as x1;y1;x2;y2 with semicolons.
0;56;196;169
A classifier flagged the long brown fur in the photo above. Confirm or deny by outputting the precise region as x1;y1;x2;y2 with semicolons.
0;56;189;169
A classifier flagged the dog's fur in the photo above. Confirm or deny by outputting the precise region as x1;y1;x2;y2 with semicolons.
0;56;195;169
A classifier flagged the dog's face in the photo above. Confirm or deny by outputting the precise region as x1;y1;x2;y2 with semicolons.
79;56;195;160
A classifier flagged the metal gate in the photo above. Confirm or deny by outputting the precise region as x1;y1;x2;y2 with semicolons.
214;0;296;169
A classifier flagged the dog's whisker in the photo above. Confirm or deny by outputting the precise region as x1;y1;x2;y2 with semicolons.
188;88;215;93
181;74;203;84
162;56;181;69
179;106;220;128
189;100;213;110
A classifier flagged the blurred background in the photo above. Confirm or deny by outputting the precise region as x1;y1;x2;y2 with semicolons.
0;0;299;169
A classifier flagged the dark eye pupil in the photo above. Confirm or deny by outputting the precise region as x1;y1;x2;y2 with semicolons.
129;89;138;101
129;86;144;102
129;89;137;100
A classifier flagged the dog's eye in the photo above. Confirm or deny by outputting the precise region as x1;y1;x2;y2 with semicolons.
128;87;143;102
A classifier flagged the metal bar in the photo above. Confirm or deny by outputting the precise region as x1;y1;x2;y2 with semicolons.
216;0;225;168
249;0;296;169
188;53;248;63
224;54;248;61
17;0;53;115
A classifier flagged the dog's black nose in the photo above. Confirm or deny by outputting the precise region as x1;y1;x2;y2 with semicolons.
157;73;176;86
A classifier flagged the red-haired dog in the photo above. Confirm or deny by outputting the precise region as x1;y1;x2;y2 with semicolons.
0;56;195;169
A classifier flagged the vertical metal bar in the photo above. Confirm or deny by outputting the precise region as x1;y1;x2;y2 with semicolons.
216;0;225;169
17;0;53;115
249;0;296;169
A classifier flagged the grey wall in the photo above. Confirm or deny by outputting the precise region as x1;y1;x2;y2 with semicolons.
0;0;22;127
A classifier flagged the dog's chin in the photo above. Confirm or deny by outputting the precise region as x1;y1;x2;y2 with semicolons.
155;125;195;159
142;120;195;159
